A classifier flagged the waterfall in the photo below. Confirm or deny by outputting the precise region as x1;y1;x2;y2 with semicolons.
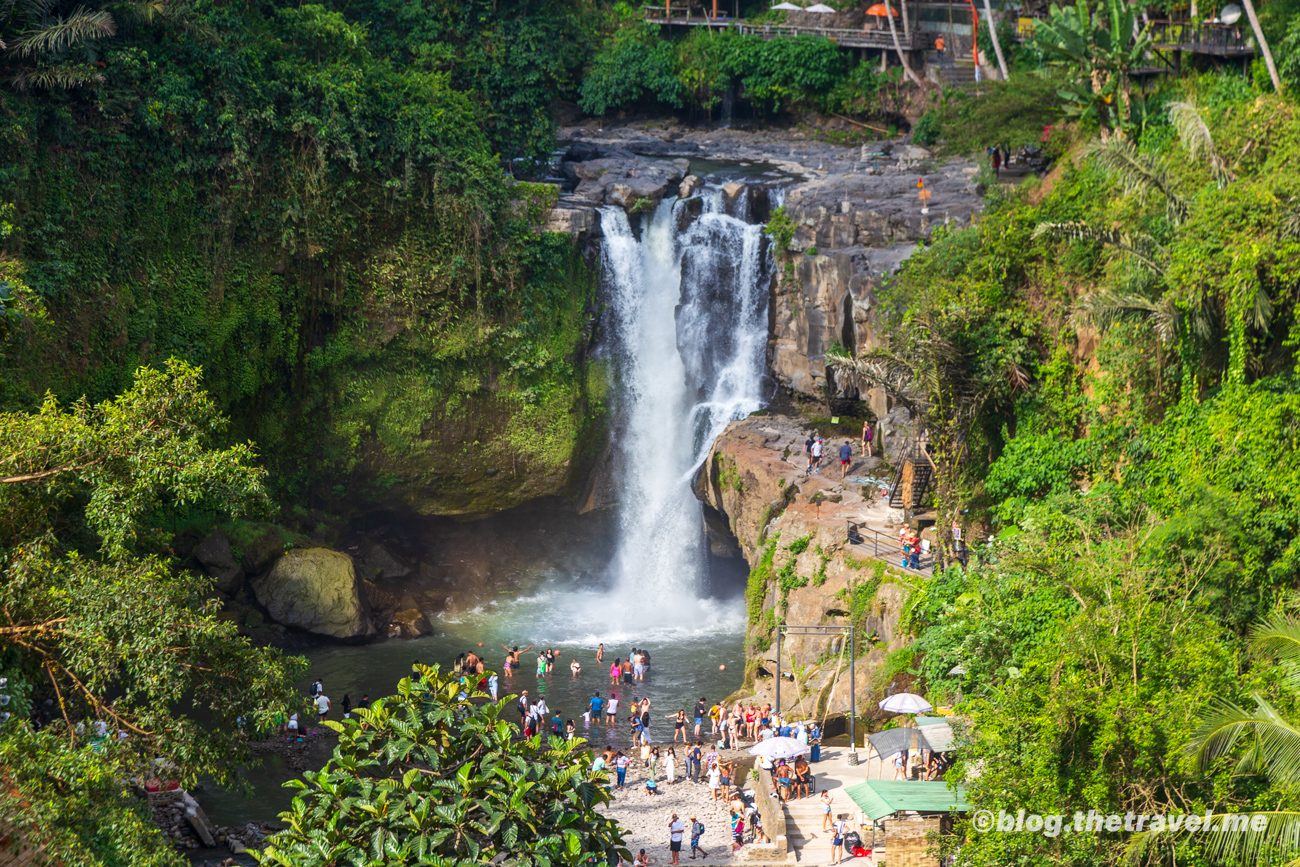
600;186;776;618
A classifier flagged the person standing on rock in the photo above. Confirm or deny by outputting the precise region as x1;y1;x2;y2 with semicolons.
811;438;824;473
805;434;815;472
694;697;706;740
668;813;685;865
315;691;330;722
839;441;853;479
862;420;873;456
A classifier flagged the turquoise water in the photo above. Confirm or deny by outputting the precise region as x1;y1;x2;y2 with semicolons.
198;585;747;826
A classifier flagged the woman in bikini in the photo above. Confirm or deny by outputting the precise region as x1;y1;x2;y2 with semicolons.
666;708;687;743
611;658;622;686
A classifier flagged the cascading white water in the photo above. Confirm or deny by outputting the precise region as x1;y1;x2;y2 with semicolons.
601;186;777;620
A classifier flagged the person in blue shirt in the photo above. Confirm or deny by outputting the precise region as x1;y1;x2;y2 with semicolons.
838;441;853;479
590;692;604;717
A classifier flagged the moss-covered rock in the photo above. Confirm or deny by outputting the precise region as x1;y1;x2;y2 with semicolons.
252;548;376;640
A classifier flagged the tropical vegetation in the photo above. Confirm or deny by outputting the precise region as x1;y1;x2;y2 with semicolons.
256;665;628;867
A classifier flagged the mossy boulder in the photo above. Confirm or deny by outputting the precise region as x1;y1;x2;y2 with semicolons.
252;548;376;640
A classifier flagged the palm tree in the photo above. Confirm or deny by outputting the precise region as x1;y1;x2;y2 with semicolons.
1180;614;1300;865
0;0;172;89
1239;0;1280;92
981;0;1010;80
881;0;923;87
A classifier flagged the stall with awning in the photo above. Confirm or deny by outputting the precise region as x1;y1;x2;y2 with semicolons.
843;780;971;821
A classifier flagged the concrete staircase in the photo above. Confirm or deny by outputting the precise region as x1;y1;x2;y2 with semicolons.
781;797;832;862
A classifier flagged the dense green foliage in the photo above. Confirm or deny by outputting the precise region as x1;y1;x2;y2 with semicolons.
846;72;1300;865
910;75;1069;154
0;361;303;866
580;20;868;117
256;664;628;867
0;0;605;517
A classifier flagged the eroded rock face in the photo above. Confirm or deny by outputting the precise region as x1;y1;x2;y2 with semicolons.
252;548;376;640
696;414;923;714
772;164;983;399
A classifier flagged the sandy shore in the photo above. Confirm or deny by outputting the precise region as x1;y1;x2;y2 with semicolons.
599;748;758;864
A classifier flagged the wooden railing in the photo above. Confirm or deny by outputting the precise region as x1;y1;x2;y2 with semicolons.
737;22;928;49
643;4;733;23
1148;19;1254;54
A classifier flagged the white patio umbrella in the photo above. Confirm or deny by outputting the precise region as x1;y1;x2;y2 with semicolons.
879;693;933;714
771;2;803;9
805;3;836;10
879;693;933;778
749;736;809;760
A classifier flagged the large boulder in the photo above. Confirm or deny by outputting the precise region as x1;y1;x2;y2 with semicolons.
252;548;376;640
195;530;244;593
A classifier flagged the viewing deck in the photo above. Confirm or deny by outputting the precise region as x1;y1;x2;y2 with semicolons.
642;5;734;26
1148;19;1255;55
737;22;928;49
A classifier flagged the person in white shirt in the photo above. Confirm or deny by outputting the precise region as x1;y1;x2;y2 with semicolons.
315;693;331;721
668;814;685;865
287;712;300;735
536;697;549;716
607;694;619;722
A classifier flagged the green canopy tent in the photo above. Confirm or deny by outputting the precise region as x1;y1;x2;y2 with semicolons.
842;780;971;822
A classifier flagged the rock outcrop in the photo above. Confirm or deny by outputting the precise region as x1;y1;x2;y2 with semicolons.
696;413;926;716
195;529;244;593
251;548;376;640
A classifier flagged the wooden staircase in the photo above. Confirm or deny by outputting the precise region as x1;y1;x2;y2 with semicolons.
889;442;933;511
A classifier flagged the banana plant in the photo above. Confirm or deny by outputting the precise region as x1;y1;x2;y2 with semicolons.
1031;0;1151;136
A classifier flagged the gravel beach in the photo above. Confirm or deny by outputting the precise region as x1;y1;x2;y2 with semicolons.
599;749;757;865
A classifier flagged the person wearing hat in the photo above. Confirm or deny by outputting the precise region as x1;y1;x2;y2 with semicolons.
690;815;708;860
517;690;529;725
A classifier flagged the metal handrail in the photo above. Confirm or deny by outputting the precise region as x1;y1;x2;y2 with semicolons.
1147;18;1254;53
847;520;935;573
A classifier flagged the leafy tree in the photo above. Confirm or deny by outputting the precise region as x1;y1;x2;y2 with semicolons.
0;359;304;864
256;664;629;867
579;22;684;116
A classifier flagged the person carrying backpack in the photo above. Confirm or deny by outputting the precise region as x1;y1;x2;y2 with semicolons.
690;816;708;859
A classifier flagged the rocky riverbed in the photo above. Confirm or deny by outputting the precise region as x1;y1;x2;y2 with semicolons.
601;748;761;863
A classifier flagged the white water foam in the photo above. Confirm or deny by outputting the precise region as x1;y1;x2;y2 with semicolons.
599;188;775;626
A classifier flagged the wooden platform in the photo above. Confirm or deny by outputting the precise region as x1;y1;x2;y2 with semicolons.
1148;19;1255;55
736;22;927;50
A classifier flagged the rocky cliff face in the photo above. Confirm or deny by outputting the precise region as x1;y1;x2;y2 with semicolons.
548;122;986;407
772;160;982;399
695;412;924;719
